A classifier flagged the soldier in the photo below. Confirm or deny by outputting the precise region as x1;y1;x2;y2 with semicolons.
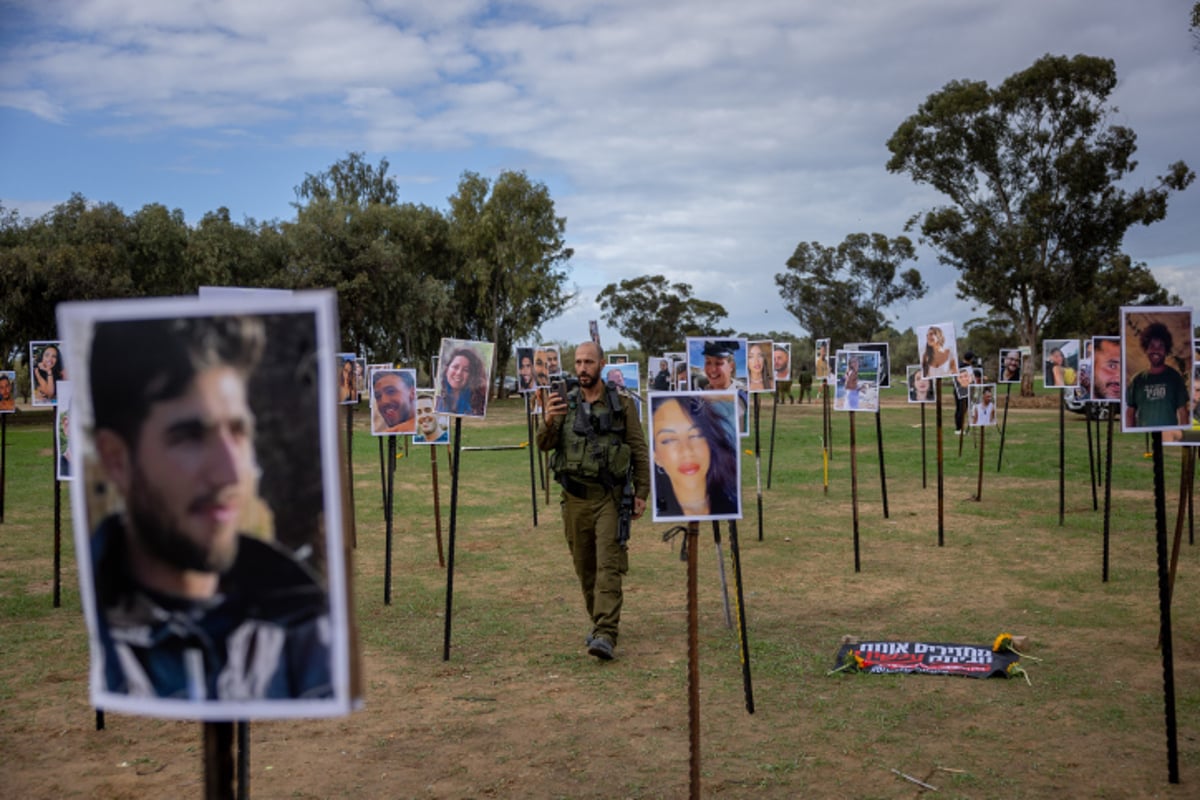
537;341;650;661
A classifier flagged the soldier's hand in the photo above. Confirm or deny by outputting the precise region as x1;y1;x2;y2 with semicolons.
543;389;567;422
631;497;646;520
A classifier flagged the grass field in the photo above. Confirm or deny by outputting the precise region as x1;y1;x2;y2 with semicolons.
0;387;1197;799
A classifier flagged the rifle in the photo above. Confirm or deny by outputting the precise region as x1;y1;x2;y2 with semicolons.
617;465;635;548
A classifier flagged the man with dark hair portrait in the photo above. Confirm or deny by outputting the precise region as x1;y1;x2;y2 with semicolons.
534;347;551;387
372;370;415;434
1125;321;1189;428
0;371;14;412
1092;338;1122;401
88;315;332;701
544;346;561;377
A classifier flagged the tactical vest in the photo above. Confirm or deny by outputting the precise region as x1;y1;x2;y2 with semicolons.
552;383;632;488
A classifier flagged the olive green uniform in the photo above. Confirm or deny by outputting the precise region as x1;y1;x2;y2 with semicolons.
537;387;650;647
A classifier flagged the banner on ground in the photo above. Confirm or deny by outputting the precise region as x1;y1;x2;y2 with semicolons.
832;639;1021;679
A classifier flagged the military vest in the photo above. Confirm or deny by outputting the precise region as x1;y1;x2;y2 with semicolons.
552;383;632;487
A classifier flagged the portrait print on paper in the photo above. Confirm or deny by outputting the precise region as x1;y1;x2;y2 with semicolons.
814;338;831;384
746;340;774;393
650;356;673;391
649;391;741;523
998;348;1023;384
533;345;560;388
435;338;495;419
412;389;450;445
916;323;958;380
369;368;417;436
834;349;879;412
969;383;998;427
0;370;15;413
773;342;792;383
56;381;73;480
608;353;628;364
906;365;935;404
1121;306;1193;433
336;352;358;405
30;339;65;407
1089;337;1121;402
607;361;643;421
846;342;891;389
954;365;981;400
686;337;749;435
1042;339;1079;389
56;291;358;721
515;346;537;393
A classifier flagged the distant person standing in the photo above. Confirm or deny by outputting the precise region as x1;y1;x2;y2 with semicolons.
796;364;812;404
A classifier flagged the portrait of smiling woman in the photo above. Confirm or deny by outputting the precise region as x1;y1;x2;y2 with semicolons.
650;392;740;521
435;338;494;418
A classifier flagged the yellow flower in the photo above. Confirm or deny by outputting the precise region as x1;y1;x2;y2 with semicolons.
993;633;1013;653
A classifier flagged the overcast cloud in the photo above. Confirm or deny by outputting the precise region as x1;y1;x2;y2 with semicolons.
1;0;1196;347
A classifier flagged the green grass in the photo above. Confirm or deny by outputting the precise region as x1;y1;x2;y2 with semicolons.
1;389;1198;798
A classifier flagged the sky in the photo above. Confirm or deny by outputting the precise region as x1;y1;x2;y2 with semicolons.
2;0;1197;351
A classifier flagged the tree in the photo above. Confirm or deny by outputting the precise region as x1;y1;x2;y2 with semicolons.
1043;254;1180;339
286;153;458;365
0;195;141;364
596;275;733;355
293;151;398;209
447;170;574;396
774;232;925;346
887;53;1194;395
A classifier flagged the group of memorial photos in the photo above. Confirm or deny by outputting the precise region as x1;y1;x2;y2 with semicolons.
15;300;1195;725
810;310;1197;436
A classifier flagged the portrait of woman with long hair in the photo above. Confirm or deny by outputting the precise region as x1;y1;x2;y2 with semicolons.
650;393;740;521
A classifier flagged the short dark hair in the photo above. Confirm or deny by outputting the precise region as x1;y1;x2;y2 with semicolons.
91;316;264;446
372;369;413;390
1140;322;1173;353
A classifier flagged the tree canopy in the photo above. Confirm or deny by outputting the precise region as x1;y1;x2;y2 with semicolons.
0;154;574;391
447;170;575;396
596;275;732;355
775;232;925;346
886;53;1194;394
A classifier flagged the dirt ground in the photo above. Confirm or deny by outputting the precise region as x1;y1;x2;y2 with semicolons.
2;398;1198;798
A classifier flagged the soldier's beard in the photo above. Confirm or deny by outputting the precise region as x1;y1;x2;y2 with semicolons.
126;462;239;575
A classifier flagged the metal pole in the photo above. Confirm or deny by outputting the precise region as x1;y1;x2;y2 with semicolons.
996;383;1012;472
767;389;778;489
975;426;985;501
53;426;61;608
1151;433;1180;784
1086;406;1098;511
0;414;7;522
754;395;763;541
384;436;395;605
712;522;732;628
874;409;888;518
727;519;754;714
203;721;235;800
686;520;701;800
920;402;927;489
936;379;945;547
1059;393;1065;526
345;406;356;548
850;412;860;572
442;418;464;661
1102;412;1114;582
525;394;538;526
